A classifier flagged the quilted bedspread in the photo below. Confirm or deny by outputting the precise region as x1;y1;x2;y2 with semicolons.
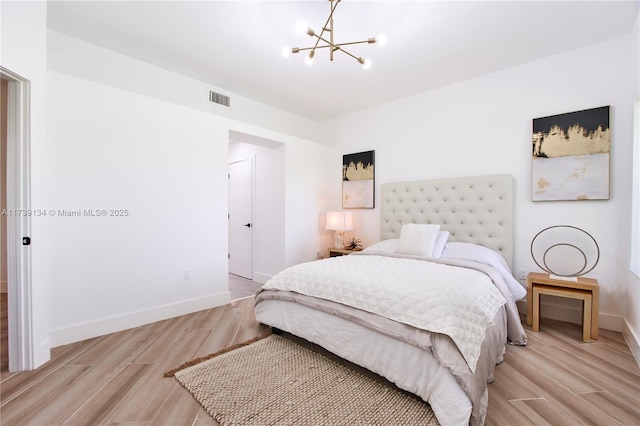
261;254;507;373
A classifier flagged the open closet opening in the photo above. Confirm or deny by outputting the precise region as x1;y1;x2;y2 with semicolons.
228;130;285;300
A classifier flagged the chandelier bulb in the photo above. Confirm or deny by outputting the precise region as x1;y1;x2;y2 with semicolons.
281;46;291;58
376;33;388;46
305;54;314;65
362;59;372;70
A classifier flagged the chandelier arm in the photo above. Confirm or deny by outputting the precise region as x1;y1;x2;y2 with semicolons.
334;39;375;48
293;45;334;52
308;33;364;64
312;33;336;48
313;0;340;51
304;36;371;50
300;36;372;53
310;0;340;59
333;46;361;63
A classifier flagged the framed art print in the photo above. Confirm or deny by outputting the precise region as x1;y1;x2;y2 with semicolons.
342;150;375;208
532;106;610;201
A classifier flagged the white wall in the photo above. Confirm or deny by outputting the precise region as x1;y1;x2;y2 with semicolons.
45;71;231;345
624;9;640;364
322;34;637;334
0;0;51;367
284;141;336;265
254;145;287;281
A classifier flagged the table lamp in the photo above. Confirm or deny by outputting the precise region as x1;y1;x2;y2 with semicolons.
325;211;353;249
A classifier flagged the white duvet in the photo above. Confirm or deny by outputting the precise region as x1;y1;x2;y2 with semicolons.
261;254;506;373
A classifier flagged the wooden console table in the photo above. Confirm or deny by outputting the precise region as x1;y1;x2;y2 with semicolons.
526;272;599;342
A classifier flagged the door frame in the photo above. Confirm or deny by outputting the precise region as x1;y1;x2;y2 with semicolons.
2;66;35;371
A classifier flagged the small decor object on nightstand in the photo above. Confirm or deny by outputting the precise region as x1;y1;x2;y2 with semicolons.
344;237;363;251
530;225;600;281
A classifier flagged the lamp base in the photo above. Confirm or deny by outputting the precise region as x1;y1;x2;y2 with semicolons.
334;230;344;249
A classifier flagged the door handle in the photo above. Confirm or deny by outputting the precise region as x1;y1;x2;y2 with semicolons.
244;223;252;228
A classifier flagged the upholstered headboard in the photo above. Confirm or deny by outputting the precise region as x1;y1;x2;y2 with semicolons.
380;174;514;268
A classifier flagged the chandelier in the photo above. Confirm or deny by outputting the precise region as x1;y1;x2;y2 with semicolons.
281;0;387;70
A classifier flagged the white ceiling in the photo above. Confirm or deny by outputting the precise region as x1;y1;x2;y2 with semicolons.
47;1;639;121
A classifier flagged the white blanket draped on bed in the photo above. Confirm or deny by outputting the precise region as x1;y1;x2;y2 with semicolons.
261;254;507;373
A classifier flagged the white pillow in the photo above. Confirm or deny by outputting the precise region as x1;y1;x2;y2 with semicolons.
441;242;527;301
433;231;450;257
396;224;441;257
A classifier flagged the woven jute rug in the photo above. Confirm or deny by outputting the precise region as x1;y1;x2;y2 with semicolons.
166;334;439;425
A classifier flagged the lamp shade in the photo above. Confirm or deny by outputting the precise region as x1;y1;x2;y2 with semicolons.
325;211;353;231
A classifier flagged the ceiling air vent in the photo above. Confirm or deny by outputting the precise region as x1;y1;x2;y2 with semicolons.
209;90;230;107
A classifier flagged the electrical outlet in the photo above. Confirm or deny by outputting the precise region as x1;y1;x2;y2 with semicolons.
518;268;528;280
183;268;191;280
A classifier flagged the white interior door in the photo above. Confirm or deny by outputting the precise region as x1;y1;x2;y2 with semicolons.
228;159;253;279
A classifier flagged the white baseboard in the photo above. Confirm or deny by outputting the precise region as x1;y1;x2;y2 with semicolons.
47;291;231;348
622;320;640;368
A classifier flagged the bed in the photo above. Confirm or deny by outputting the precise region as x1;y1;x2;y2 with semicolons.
254;174;528;426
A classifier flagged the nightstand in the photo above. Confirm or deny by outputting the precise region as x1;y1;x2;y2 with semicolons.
526;272;599;342
328;248;358;257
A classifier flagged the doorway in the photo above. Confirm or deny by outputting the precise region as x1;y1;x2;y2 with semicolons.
228;158;253;280
227;132;285;300
1;67;35;372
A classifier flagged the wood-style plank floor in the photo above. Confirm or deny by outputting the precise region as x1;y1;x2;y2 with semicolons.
1;296;639;425
228;274;262;301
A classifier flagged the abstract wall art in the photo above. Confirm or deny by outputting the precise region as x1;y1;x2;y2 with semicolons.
532;106;610;201
342;150;375;208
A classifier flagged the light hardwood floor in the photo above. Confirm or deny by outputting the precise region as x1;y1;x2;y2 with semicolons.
1;296;639;425
228;274;262;301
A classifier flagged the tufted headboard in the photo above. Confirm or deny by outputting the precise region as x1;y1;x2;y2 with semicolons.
380;174;514;269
